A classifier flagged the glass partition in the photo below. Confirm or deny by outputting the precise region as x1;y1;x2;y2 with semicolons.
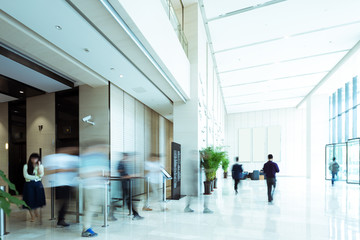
326;143;347;181
347;138;360;184
325;144;335;180
334;143;347;181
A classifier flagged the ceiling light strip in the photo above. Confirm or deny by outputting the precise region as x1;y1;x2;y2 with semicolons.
221;71;329;88
215;20;360;54
99;0;186;103
219;49;349;74
225;85;315;99
207;0;287;22
226;95;305;106
297;40;360;108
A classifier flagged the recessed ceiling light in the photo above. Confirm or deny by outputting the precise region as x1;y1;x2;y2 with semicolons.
283;35;290;39
83;48;90;53
110;68;115;70
55;25;62;30
19;90;24;94
119;74;124;78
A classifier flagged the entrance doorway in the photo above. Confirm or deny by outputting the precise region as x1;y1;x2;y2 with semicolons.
8;100;26;195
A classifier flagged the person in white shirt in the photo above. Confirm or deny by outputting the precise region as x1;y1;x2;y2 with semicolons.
143;153;166;211
23;153;46;222
79;143;110;238
43;147;79;227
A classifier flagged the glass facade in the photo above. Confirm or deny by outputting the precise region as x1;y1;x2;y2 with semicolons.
328;76;360;183
329;76;359;143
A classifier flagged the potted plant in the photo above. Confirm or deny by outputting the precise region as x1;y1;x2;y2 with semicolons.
0;170;27;216
211;147;226;189
200;146;226;192
222;158;230;178
200;147;216;195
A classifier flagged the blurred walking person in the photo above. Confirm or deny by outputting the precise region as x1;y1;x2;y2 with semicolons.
80;143;109;238
231;157;243;194
263;154;279;204
43;147;79;227
23;153;46;222
117;153;144;220
184;150;213;214
329;157;340;186
143;153;166;211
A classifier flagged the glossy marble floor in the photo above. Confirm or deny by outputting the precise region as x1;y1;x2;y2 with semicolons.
3;177;360;240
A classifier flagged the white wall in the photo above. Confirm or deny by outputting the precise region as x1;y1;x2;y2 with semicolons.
226;108;306;176
309;94;330;180
27;93;56;158
79;85;110;151
109;83;173;195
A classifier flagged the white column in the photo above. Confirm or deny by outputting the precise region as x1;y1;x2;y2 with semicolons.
306;98;312;179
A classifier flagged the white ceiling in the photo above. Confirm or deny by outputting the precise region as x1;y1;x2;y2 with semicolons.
0;0;173;117
201;0;360;113
0;54;70;93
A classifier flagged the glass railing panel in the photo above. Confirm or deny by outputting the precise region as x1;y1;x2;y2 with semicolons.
160;0;188;56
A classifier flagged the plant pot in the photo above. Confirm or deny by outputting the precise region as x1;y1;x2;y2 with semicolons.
203;181;212;195
210;180;214;191
224;172;228;178
214;178;218;189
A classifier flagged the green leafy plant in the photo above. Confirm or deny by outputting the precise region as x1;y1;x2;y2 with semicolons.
0;170;28;215
200;146;228;181
222;158;230;173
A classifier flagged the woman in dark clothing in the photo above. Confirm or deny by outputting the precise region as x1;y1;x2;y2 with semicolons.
23;153;46;221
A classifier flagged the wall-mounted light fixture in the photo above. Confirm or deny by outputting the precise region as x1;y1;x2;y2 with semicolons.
38;125;43;131
82;115;95;126
5;143;8;150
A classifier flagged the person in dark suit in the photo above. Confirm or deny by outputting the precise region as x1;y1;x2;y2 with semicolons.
263;154;280;203
231;157;243;194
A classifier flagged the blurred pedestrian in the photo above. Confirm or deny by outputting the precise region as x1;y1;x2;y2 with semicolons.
231;157;243;194
118;153;144;220
23;153;46;222
263;154;279;204
43;147;79;227
184;150;213;214
80;143;109;238
329;157;340;186
143;153;166;211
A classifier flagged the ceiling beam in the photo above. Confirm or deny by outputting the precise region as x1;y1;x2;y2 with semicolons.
297;40;360;108
207;0;287;22
219;50;348;74
221;71;328;88
214;20;360;54
0;74;45;99
224;85;314;99
226;95;304;106
0;45;74;88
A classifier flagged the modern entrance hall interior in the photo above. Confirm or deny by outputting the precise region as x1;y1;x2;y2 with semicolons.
1;0;360;239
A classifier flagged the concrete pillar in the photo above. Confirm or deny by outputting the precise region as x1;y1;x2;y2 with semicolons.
173;3;200;196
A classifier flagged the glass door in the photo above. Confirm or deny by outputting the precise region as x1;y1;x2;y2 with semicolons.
347;139;360;184
334;143;347;181
325;144;335;180
326;143;347;181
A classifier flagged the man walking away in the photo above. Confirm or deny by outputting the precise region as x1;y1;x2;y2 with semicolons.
263;154;279;204
329;157;340;186
231;157;243;194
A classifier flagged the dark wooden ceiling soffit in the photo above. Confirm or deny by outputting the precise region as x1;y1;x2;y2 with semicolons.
0;74;45;99
0;46;75;88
